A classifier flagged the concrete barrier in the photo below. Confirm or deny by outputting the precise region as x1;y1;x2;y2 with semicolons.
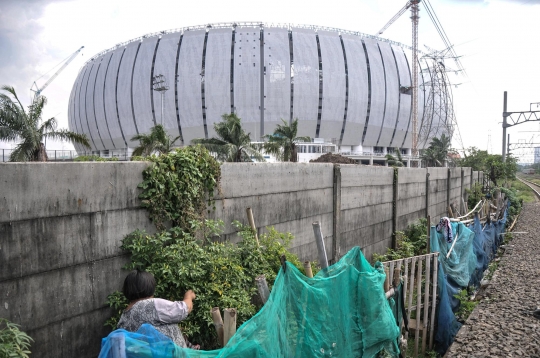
0;162;475;357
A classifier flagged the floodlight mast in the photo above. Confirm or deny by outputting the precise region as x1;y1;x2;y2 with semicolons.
30;46;84;100
376;1;420;162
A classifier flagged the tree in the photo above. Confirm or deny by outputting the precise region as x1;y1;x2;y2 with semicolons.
262;118;310;162
458;147;518;186
131;124;181;158
420;133;453;167
0;85;90;161
385;148;404;167
191;113;264;162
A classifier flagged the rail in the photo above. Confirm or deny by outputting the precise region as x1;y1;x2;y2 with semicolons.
516;175;540;199
0;149;131;162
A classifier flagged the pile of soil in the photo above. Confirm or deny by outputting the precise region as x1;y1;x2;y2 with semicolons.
310;153;358;164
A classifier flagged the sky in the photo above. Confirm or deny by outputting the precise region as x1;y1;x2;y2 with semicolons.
1;0;539;162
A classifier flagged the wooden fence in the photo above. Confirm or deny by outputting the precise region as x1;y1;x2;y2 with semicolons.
383;252;439;357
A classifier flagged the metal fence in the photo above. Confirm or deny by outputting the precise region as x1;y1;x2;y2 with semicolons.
0;149;131;162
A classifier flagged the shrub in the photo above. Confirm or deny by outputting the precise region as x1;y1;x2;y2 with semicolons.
0;318;33;358
74;155;118;162
106;220;307;349
373;218;428;262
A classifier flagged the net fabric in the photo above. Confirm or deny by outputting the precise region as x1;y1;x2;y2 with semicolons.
99;247;400;358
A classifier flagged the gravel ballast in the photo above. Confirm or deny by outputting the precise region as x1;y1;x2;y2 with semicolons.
446;203;540;357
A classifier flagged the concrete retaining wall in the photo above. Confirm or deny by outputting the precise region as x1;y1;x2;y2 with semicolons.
0;162;477;357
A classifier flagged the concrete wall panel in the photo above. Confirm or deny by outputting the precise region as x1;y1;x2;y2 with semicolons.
291;28;319;138
318;31;346;141
132;37;159;135
263;27;290;136
205;29;232;139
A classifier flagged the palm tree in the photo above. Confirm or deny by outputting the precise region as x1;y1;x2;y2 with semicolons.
0;85;90;161
385;148;404;167
191;113;264;162
262;118;311;162
131;124;181;158
421;133;452;167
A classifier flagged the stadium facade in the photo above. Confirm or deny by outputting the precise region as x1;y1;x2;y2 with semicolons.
68;22;451;160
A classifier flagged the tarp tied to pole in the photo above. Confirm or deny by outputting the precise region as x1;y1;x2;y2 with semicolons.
99;247;401;358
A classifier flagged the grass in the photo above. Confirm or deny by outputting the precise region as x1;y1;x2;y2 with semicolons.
509;180;536;203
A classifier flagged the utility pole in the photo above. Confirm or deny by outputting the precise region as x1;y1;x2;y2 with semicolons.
502;91;508;162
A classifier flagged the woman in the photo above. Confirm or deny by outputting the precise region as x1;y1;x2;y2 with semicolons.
117;270;200;349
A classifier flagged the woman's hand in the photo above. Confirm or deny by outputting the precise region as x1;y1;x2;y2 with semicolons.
183;290;196;312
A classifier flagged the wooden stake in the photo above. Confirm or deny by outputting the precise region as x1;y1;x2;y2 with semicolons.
246;207;259;246
384;266;390;292
255;275;270;304
223;308;237;346
422;256;431;355
393;266;401;287
426;216;431;254
429;254;438;350
448;205;454;218
211;307;224;347
303;261;313;278
414;258;422;357
312;221;328;269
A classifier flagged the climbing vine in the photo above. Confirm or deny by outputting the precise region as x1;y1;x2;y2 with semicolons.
138;145;221;231
106;146;308;349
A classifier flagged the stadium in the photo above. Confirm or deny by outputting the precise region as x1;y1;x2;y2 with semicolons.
68;22;453;163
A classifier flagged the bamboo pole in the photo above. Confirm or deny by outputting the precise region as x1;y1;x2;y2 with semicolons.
414;258;423;357
246;207;259;246
312;221;328;269
384;266;390;292
429;254;438;350
255;275;270;304
211;307;224;347
223;308;237;346
393;266;401;288
422;255;431;354
303;261;313;278
405;257;416;341
448;205;454;218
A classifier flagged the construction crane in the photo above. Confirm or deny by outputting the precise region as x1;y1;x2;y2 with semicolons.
376;1;421;160
30;46;84;99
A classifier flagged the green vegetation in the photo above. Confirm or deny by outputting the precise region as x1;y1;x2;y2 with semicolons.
0;318;33;358
192;113;264;162
73;155;118;162
420;134;453;167
131;124;181;158
137;146;221;231
385;148;404;167
508;180;535;204
454;289;478;322
262;118;310;162
458;147;518;186
106;147;308;349
373;218;428;262
0;85;90;161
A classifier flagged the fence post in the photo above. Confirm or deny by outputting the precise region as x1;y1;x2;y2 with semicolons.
392;168;399;250
460;168;465;213
425;171;430;218
470;168;473;191
332;164;341;262
447;168;451;216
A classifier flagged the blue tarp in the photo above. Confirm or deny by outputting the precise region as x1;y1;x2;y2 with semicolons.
431;205;508;355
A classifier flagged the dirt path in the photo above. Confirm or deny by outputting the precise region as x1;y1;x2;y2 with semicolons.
446;203;540;357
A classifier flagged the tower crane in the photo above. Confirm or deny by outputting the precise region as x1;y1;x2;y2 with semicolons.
376;0;421;160
30;46;84;100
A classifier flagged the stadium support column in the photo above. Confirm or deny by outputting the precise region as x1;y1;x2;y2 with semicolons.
502;91;507;162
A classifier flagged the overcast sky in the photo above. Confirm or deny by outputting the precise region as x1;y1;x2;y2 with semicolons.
1;0;539;162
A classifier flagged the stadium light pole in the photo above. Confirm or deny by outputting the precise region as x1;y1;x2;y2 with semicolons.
152;74;169;126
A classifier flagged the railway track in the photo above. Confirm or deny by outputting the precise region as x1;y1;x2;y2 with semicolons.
516;175;540;200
